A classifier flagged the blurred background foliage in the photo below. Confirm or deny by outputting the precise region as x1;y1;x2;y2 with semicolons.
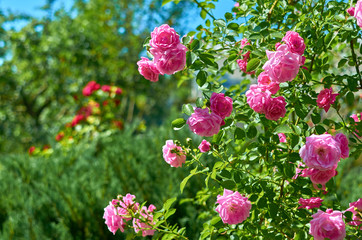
0;0;194;153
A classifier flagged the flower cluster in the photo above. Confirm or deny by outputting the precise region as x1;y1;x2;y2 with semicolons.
309;209;346;240
237;38;254;75
215;189;251;225
103;194;156;237
345;198;362;229
137;24;187;82
298;133;349;190
298;197;323;209
162;140;186;168
316;87;339;112
187;92;233;137
245;31;305;121
349;1;362;28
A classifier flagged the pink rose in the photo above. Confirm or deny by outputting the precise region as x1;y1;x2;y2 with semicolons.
150;24;180;51
346;198;362;228
257;72;280;94
263;44;302;83
245;85;272;114
198;139;211;152
234;2;240;7
309;209;346;240
316;87;339;112
282;31;306;55
303;167;337;190
347;7;355;16
215;189;251;225
264;96;287;121
298;197;323;209
133;205;156;237
187;108;223;137
292;162;306;180
162;140;186;168
351;113;360;122
278;133;287;143
354;1;362;28
237;59;255;75
103;201;126;234
334;133;349;159
152;43;187;75
137;57;161;82
275;42;281;50
299;134;341;170
210;92;233;119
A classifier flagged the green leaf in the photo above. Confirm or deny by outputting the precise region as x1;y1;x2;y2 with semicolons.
234;127;245;140
180;174;194;193
301;68;312;81
199;53;215;66
161;0;173;6
227;23;239;30
196;97;204;108
249;33;262;40
311;113;321;124
274;124;293;134
182;104;194;116
221;180;236;189
246;58;260;72
214;19;226;28
164;208;176;220
171;118;186;130
247;125;257;138
338;59;348;68
200;10;207;19
186;51;197;67
190;39;200;51
324;32;333;48
346;91;354;105
197;70;208;86
225;12;233;21
315;125;326;134
257;197;267;208
162;197;177;211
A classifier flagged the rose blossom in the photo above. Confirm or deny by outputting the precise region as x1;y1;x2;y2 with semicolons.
257;72;280;94
350;113;362;138
316;87;339;112
298;197;323;209
55;132;64;141
265;96;287;121
354;1;362;28
101;85;111;93
162;140;186;168
198;139;211;152
334;133;349;159
237;59;255;75
292;162;306;180
282;31;306;55
152;43;187;75
137;57;161;82
215;189;251;225
187;108;223;137
103;201;126;234
133;204;156;237
278;133;287;143
299;134;341;170
346;198;362;228
28;146;36;155
309;209;346;240
210;92;233;119
263;44;302;83
303;168;337;190
150;24;180;51
245;85;272;114
347;7;355;16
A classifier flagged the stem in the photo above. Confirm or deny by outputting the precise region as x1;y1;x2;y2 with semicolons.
192;0;216;21
350;40;362;88
268;0;279;21
279;179;285;200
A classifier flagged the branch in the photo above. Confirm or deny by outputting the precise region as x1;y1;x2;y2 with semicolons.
350;40;362;88
192;0;216;21
268;0;279;21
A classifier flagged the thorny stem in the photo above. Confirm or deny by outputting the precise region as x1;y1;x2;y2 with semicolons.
350;40;362;88
192;0;216;21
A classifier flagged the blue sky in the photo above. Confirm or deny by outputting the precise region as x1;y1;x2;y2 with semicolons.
1;0;237;31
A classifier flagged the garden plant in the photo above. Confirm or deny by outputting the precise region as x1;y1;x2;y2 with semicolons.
103;0;362;239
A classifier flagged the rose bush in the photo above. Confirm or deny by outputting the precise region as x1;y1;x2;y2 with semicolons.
105;0;362;239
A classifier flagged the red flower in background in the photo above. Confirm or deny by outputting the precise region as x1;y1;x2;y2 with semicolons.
113;120;124;130
71;114;85;127
56;132;65;141
82;81;100;96
28;146;36;155
101;85;111;93
115;87;122;95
